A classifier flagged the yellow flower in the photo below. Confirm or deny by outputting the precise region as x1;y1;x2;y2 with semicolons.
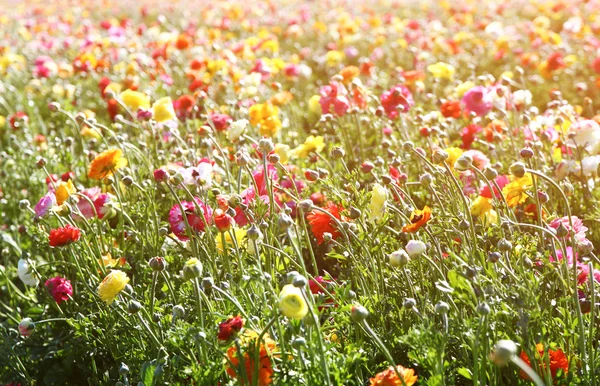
98;252;125;270
55;180;76;205
369;183;387;221
81;126;101;139
443;147;464;170
275;144;290;164
455;81;475;98
293;136;325;158
248;103;281;137
98;270;129;305
152;97;176;122
308;95;321;115
0;115;5;127
279;284;308;320
427;62;455;80
470;196;492;218
88;149;128;180
216;228;250;254
325;50;344;67
104;82;123;96
119;89;150;112
502;173;533;207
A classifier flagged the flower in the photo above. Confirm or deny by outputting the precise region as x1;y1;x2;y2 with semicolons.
18;259;39;287
88;149;128;180
440;100;461;118
226;329;277;386
248;102;281;137
568;119;600;150
18;318;35;336
380;84;414;119
218;316;244;341
279;284;308;320
55;179;76;205
369;183;387;221
45;276;73;304
98;270;129;305
49;224;81;247
207;113;232;132
293;136;325;158
307;202;344;244
227;119;249;141
502;174;533;207
519;343;568;380
216;227;251;254
214;209;235;233
369;365;418;386
402;206;431;233
427;62;455;80
34;193;56;217
152;97;177;122
168;198;213;241
461;86;492;117
119;89;150;112
549;216;588;244
405;240;427;257
319;82;349;116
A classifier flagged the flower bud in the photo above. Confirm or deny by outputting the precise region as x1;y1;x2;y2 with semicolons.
402;141;415;152
454;155;473;171
18;318;35;336
405;240;426;257
278;214;294;230
149;256;166;272
389;249;410;267
403;298;416;309
247;224;263;241
258;138;274;153
182;258;202;281
298;199;314;212
520;147;534;159
483;167;498;180
121;176;133;186
19;199;30;209
491;340;517;366
361;161;375;173
432;149;449;164
537;190;549;204
331;147;345;159
349;207;362;220
292;275;307;288
497;238;512;252
435;301;449;315
119;363;130;375
128;300;142;314
419;173;433;186
36;157;47;169
509;162;526;178
172;305;185;319
476;302;491;315
487;252;502;263
350;305;369;322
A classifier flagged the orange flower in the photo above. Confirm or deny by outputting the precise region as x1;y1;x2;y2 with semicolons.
88;149;128;180
339;65;360;83
369;365;418;386
226;330;277;386
402;206;431;233
307;202;345;244
520;343;568;380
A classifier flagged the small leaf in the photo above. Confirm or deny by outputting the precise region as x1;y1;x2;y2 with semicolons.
435;280;454;293
457;367;472;380
140;361;157;386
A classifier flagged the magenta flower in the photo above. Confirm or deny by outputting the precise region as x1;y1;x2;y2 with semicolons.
34;193;57;217
76;187;102;219
319;82;349;116
549;216;589;244
380;84;414;119
44;276;73;304
168;198;213;240
461;86;492;117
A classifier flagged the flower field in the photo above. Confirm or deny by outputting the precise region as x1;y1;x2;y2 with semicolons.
3;0;600;384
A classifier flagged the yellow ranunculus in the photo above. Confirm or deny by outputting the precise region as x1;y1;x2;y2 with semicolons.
152;97;176;122
308;95;321;115
455;81;475;98
369;183;387;221
427;62;455;80
275;144;290;164
119;89;150;112
325;50;344;67
98;270;129;305
55;179;76;205
444;147;464;170
470;196;492;217
293;136;325;159
279;284;308;320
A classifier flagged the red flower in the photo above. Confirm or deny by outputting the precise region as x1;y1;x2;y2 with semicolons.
460;123;482;149
380;84;414;119
307;202;344;244
520;343;568;380
44;276;73;304
214;209;235;233
49;224;81;247
207;113;232;132
309;276;336;310
218;316;244;341
440;100;462;118
8;112;29;130
547;52;565;72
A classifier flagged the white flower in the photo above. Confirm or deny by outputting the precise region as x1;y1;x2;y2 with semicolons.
582;155;600;177
569;119;600;150
17;259;39;287
405;240;427;257
512;90;532;106
389;249;409;267
227;119;248;142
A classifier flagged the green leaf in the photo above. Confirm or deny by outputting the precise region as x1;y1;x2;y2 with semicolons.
435;280;454;293
140;361;157;386
1;232;21;255
457;367;472;380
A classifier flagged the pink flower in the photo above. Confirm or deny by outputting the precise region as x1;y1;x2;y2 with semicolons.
380;84;414;119
168;198;213;240
76;187;102;219
34;193;56;217
94;194;112;219
464;150;490;170
479;175;509;199
551;247;588;284
462;86;493;117
319;82;349;116
549;216;589;244
44;276;73;304
206;113;232;132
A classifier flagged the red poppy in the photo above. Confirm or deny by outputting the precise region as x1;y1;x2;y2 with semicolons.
520;343;568;380
218;316;244;341
402;206;431;233
49;224;81;247
307;202;344;244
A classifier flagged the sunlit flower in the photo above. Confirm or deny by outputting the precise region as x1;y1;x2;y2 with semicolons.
98;270;129;305
402;206;431;233
369;365;418;386
218;316;244;341
427;62;455;80
119;89;150;112
279;284;308;320
45;276;73;304
519;343;568;380
369;183;387;221
152;97;177;122
462;86;492;117
226;329;277;386
293;136;325;158
55;179;76;205
49;224;81;247
18;259;39;287
381;85;414;119
502;174;533;207
307;202;344;244
168;198;213;241
88;149;128;180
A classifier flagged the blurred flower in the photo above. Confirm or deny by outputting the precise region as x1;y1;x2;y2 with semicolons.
152;97;177;122
228;119;249;142
168;198;213;241
519;343;568;380
381;85;414;119
49;224;81;247
502;174;533;207
369;183;387;221
88;149;128;180
55;179;76;206
402;206;431;233
119;89;150;112
427;62;455;80
279;284;308;320
18;318;35;336
17;259;39;287
405;240;427;257
369;365;418;386
307;202;344;244
214;209;235;232
549;216;588;244
226;329;277;386
45;276;73;304
319;82;349;116
34;193;56;217
248;102;281;137
440;100;462;119
292;136;325;158
98;270;129;305
462;86;492;117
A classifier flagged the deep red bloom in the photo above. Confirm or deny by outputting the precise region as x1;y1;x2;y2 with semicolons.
214;209;235;232
8;112;29;130
44;276;73;304
49;224;81;247
61;171;75;182
173;95;196;120
218;316;244;341
520;344;568;380
309;276;336;310
440;100;462;118
207;113;232;132
307;202;344;244
460;124;482;149
380;84;414;119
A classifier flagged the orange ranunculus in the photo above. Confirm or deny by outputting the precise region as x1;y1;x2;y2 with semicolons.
369;365;418;386
339;65;360;83
88;149;128;180
402;206;431;233
520;343;568;380
226;330;277;386
307;202;345;244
